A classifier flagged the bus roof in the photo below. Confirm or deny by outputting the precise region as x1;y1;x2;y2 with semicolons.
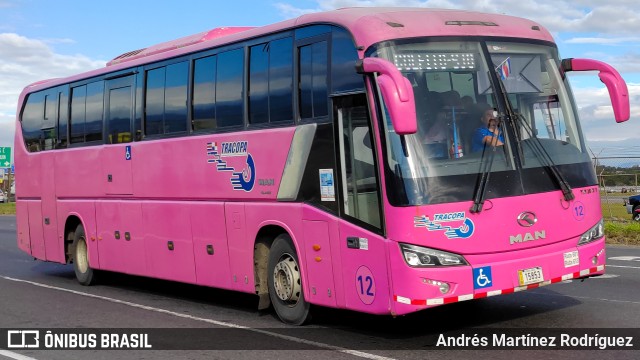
22;7;554;93
106;26;256;67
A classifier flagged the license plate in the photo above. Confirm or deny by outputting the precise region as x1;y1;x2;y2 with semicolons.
518;267;544;286
564;250;579;268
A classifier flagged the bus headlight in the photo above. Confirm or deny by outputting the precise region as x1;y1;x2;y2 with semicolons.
400;243;468;267
578;219;604;246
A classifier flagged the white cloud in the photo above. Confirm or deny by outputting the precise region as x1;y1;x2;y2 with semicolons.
40;38;76;45
0;33;105;150
275;1;640;34
565;37;640;45
572;83;640;141
274;3;320;18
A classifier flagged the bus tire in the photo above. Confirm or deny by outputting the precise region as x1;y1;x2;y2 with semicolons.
633;207;640;221
267;234;310;325
72;224;96;286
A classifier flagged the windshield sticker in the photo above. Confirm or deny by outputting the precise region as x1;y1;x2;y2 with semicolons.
206;141;255;192
414;212;475;239
319;169;335;202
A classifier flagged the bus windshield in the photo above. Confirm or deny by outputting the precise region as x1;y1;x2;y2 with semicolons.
370;39;595;206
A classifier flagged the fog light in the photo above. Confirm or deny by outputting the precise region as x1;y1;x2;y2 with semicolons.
424;279;451;294
439;282;450;294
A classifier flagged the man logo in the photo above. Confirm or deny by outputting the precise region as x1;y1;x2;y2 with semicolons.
517;211;537;227
510;230;546;245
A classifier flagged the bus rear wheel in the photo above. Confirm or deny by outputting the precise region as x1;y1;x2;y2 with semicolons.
267;234;310;325
72;224;96;286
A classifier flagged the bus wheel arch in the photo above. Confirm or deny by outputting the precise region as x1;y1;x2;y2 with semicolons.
254;225;286;310
64;216;97;286
64;216;82;263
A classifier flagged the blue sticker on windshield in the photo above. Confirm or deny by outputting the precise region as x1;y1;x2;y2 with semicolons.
414;212;475;239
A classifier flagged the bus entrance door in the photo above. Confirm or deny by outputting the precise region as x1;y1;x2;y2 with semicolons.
103;75;134;195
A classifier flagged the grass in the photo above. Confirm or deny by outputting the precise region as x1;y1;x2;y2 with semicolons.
600;193;631;220
0;202;15;215
604;222;640;246
0;198;638;245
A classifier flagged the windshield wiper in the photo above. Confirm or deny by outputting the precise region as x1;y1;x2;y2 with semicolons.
512;112;575;201
470;55;512;213
489;58;574;202
472;46;574;213
470;137;500;213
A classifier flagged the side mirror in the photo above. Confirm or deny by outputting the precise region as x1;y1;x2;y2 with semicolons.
562;58;630;123
357;58;417;135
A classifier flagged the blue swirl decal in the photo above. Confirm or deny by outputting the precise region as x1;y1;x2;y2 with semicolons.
445;218;475;239
230;154;255;192
414;212;475;239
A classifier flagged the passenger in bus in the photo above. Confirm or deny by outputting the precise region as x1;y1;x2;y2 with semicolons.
460;96;474;108
471;104;504;152
422;108;449;159
423;110;447;143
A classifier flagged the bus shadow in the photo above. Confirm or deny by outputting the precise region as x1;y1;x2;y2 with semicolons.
302;289;584;349
32;262;584;348
35;265;263;315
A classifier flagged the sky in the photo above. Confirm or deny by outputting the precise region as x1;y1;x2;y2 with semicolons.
1;0;640;162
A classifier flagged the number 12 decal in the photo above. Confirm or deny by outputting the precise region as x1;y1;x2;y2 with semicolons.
573;201;585;221
355;266;375;304
357;275;374;296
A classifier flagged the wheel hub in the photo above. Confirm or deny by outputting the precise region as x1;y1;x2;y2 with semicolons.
273;255;300;303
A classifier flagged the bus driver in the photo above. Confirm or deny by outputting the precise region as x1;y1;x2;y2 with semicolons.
471;104;504;152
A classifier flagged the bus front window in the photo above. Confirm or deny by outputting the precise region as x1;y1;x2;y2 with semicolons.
370;39;596;206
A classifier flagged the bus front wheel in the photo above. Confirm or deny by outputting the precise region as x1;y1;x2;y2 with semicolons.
72;224;96;286
267;234;310;325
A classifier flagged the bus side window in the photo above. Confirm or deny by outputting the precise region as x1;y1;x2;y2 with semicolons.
106;76;134;144
21;92;44;152
337;94;381;229
298;40;328;120
144;62;188;136
57;89;68;149
216;49;244;128
85;81;104;142
70;85;87;144
192;55;217;131
248;37;294;125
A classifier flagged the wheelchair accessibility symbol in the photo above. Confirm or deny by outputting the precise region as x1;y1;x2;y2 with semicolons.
125;146;132;161
473;266;493;289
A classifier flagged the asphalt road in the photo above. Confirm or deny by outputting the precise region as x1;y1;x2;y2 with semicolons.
0;215;638;360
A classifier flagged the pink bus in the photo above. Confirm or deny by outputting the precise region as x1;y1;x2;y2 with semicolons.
14;8;629;325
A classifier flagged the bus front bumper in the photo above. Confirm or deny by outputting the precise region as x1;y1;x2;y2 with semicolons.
388;237;606;316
